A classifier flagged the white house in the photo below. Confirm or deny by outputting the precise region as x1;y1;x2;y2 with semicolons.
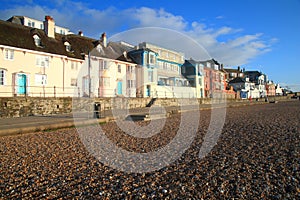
77;34;137;98
229;77;260;99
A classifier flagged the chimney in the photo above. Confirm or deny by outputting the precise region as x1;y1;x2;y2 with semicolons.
101;32;107;47
44;16;55;38
237;66;240;71
78;30;83;36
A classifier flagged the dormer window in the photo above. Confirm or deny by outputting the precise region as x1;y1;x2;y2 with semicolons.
96;44;102;53
64;41;71;52
33;35;42;47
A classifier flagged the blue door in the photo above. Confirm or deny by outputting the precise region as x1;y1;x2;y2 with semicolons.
17;74;26;94
117;81;122;95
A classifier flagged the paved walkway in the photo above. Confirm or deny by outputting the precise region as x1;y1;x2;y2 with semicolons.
0;100;270;137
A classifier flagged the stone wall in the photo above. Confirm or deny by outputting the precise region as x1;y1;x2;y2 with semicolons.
0;95;292;118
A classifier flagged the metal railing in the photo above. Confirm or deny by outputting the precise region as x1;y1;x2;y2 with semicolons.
0;85;79;97
0;84;235;99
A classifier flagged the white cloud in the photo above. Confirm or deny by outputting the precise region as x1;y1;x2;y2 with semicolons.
130;7;187;30
0;2;276;66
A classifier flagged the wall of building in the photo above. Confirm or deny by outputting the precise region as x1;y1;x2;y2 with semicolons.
0;46;75;97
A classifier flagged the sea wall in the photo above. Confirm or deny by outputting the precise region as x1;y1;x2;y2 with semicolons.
0;95;291;118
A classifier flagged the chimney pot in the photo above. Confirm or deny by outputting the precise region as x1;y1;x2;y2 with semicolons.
78;30;83;36
45;15;54;21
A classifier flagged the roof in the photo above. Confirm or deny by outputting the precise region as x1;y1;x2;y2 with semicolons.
0;19;135;63
184;59;201;66
228;77;245;84
244;71;262;75
224;68;242;73
6;16;24;25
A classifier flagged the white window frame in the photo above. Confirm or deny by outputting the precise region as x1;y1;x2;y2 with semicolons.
35;74;47;86
71;78;77;86
33;35;42;47
149;54;155;64
64;41;71;52
100;60;109;70
36;55;49;68
127;65;135;73
127;80;135;88
71;61;78;70
148;70;153;82
103;77;110;87
4;49;14;60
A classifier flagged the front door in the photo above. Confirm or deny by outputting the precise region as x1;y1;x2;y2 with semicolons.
17;74;27;95
117;81;122;95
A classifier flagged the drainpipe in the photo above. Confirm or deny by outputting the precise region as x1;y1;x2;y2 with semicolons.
88;51;91;98
63;58;65;93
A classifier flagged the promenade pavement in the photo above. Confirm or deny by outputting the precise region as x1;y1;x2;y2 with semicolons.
0;100;271;137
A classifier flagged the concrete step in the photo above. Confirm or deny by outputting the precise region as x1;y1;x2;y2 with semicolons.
144;113;167;121
126;113;167;121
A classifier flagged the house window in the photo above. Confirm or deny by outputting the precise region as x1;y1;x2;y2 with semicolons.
0;69;6;85
148;70;153;82
207;62;211;68
71;78;77;86
4;49;14;60
100;77;110;87
118;65;121;73
104;77;110;86
199;78;202;86
71;62;78;70
149;54;155;64
36;56;49;67
127;65;134;73
100;60;109;70
28;21;33;27
127;80;135;88
181;66;186;74
33;35;42;47
64;41;71;52
35;74;47;85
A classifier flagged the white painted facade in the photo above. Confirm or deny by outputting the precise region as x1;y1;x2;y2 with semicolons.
77;54;137;98
10;16;72;35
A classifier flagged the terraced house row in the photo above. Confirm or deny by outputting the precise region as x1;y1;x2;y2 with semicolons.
0;16;281;99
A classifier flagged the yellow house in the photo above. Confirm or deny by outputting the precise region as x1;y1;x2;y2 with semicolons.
0;16;136;98
0;16;85;97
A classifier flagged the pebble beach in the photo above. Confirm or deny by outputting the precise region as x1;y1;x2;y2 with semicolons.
1;101;299;199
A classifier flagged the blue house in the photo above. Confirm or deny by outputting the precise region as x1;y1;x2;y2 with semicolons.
128;47;158;97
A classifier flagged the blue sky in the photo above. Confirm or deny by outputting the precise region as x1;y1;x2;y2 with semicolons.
1;0;299;91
